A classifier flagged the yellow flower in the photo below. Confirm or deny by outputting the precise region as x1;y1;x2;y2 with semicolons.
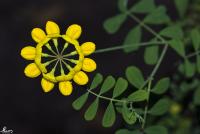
21;21;96;96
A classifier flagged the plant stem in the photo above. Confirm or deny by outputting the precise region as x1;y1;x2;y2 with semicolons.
186;50;200;58
87;89;126;103
142;80;152;130
94;41;164;54
127;12;165;42
140;44;168;89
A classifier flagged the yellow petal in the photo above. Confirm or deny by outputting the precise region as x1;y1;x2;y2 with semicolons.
81;42;95;56
24;63;41;78
21;46;36;60
31;28;46;43
59;81;73;96
66;24;82;40
73;71;89;85
41;78;54;92
82;58;96;72
46;21;60;35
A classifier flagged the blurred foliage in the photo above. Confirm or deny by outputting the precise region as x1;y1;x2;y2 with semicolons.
72;0;200;133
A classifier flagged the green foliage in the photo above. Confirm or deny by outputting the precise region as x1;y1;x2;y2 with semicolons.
128;90;148;102
115;129;141;134
123;26;142;53
144;46;159;65
72;93;89;110
168;39;185;57
193;87;200;105
152;77;170;94
100;75;116;94
125;66;144;89
122;102;137;125
84;98;99;121
75;0;200;133
113;78;128;98
129;0;156;13
102;102;116;127
103;14;126;34
197;55;200;73
175;0;189;18
90;73;103;90
118;0;128;12
144;6;170;24
160;25;184;40
191;29;200;51
184;59;195;78
149;98;171;116
145;125;168;134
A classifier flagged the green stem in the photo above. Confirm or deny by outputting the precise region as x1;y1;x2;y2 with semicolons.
87;89;126;103
186;50;200;58
94;41;164;54
127;12;165;42
142;80;152;130
140;44;168;89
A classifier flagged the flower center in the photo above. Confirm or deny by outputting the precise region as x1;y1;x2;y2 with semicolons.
41;37;80;77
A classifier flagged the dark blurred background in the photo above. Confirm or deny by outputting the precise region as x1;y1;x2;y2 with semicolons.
0;0;177;134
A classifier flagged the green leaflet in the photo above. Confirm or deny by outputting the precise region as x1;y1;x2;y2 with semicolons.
123;26;142;53
116;129;141;134
197;55;200;73
90;73;103;90
103;14;127;34
122;102;137;125
191;29;200;51
160;25;184;40
151;77;170;95
144;6;170;24
84;98;99;121
129;0;156;13
184;59;195;78
148;98;171;116
145;125;168;134
128;90;148;102
72;93;89;110
100;75;116;94
118;0;128;12
175;0;189;18
168;39;185;57
115;129;132;134
102;102;116;127
193;87;200;105
113;77;128;98
144;45;159;65
125;66;144;89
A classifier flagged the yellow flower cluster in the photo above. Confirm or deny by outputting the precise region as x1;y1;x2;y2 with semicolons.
21;21;96;96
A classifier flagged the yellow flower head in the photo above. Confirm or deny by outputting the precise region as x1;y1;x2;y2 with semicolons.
21;21;96;96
